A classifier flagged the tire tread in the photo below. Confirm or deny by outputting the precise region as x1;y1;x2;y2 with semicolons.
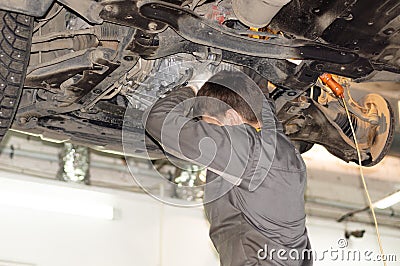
0;11;33;140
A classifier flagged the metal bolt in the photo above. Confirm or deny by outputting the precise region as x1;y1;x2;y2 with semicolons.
342;12;353;21
315;64;324;71
123;55;135;61
312;8;320;14
299;95;307;102
383;28;394;35
104;5;113;12
148;22;158;31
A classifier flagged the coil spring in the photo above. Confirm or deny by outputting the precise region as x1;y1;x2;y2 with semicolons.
334;112;358;140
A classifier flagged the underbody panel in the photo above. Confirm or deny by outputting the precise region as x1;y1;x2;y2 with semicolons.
0;0;395;165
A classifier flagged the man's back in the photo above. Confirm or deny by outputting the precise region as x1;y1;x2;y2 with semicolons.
144;70;312;265
203;124;310;265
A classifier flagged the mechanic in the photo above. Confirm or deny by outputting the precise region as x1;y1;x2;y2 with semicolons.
143;70;312;265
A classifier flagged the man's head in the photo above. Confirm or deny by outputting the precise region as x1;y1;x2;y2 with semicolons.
193;70;263;127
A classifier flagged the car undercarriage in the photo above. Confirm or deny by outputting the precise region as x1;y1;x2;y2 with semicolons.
0;0;398;166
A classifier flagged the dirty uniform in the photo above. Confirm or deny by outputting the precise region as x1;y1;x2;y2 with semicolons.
144;72;312;266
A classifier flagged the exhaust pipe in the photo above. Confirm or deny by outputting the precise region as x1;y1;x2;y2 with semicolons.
232;0;292;28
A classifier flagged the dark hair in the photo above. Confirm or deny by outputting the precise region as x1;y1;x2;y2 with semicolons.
193;81;261;123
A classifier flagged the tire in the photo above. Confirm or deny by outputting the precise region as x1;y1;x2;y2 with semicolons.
0;10;33;142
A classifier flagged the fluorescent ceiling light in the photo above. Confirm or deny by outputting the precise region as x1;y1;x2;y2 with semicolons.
0;192;114;220
0;259;35;266
373;190;400;209
398;101;400;124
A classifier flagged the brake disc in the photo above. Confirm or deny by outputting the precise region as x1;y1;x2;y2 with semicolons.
360;93;395;166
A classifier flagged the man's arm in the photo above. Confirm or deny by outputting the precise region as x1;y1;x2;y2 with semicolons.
143;87;252;185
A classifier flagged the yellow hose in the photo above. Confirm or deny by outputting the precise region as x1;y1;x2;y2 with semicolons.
342;98;387;266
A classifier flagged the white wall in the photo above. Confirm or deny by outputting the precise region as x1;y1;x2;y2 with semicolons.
307;218;400;265
0;171;398;266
